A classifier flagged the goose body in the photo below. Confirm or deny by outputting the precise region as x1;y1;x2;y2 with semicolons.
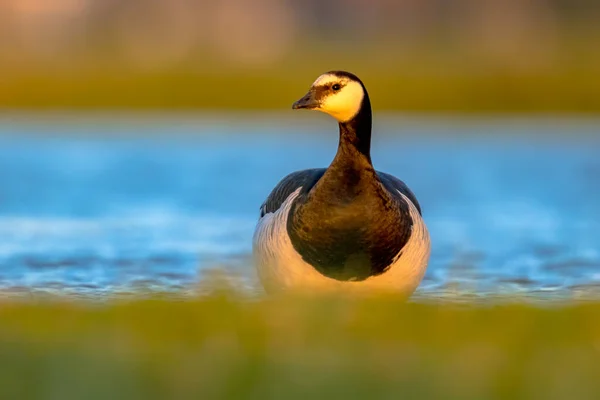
253;71;430;296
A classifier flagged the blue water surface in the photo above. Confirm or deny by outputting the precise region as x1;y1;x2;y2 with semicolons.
0;114;598;300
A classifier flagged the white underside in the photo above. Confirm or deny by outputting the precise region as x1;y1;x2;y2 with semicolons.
252;188;431;296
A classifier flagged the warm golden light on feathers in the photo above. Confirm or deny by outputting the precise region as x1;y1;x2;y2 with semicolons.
312;73;365;123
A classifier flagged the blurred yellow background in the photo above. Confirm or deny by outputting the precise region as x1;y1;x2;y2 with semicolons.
1;0;599;111
1;4;599;398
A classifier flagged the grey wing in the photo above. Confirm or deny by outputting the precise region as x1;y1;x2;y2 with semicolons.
377;171;422;215
259;168;326;218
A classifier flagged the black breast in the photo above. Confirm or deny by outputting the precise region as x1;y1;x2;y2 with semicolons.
286;172;414;281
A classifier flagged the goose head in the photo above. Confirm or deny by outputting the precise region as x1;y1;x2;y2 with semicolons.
292;71;366;123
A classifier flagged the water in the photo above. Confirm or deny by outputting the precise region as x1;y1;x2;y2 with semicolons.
0;114;599;300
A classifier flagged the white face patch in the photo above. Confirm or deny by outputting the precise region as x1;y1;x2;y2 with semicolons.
312;73;365;123
312;73;340;87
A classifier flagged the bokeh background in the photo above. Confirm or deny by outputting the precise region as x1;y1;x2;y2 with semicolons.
1;0;599;111
1;2;600;399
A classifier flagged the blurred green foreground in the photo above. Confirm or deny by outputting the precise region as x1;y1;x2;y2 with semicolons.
2;293;599;400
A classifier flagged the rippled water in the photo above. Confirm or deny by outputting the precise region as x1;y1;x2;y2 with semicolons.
0;114;598;300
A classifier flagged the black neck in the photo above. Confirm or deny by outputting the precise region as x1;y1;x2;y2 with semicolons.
334;90;373;166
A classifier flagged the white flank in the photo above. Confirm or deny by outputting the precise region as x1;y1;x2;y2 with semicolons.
252;188;431;296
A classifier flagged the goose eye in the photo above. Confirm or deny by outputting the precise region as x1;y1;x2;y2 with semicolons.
332;84;341;91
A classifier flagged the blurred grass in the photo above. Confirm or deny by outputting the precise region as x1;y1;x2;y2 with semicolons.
2;53;600;113
1;293;600;399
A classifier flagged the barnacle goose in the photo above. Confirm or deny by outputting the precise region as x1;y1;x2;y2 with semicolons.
253;71;430;296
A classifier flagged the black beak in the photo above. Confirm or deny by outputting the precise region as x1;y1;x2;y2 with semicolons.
292;90;319;110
